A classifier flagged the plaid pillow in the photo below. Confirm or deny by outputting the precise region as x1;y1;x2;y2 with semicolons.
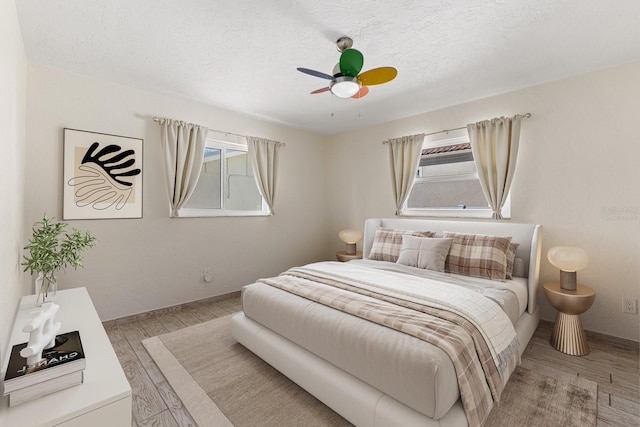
368;228;435;262
443;232;513;281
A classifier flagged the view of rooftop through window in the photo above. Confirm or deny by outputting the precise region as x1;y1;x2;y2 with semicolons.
406;137;490;213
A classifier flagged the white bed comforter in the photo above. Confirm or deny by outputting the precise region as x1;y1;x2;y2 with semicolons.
286;262;518;376
242;261;522;426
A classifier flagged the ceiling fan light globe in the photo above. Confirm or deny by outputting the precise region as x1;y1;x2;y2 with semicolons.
330;76;360;98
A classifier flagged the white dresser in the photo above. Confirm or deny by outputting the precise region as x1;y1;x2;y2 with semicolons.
0;288;131;426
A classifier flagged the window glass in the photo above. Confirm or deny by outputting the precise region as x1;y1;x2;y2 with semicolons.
408;178;488;210
184;147;222;209
225;149;262;211
404;136;508;218
179;137;267;217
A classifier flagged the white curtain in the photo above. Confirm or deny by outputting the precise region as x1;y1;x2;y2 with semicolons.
467;115;522;219
158;118;208;217
386;134;425;215
246;136;283;215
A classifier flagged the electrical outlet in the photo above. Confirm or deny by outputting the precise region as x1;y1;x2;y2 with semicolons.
622;298;637;314
203;268;213;283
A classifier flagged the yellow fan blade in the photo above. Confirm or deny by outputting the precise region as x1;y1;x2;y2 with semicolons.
358;67;397;86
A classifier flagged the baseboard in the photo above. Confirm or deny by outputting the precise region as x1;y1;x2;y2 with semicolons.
102;291;241;327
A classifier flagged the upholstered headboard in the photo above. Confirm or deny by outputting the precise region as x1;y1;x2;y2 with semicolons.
363;218;543;314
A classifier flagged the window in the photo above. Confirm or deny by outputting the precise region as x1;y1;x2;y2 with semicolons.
178;135;268;217
404;136;510;218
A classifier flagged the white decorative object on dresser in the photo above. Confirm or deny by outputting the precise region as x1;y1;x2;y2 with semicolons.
0;288;131;426
18;302;61;367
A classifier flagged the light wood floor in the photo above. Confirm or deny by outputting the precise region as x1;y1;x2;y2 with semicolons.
104;295;639;426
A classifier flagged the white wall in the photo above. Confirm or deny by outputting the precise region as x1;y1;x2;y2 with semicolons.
0;0;27;365
15;49;640;341
326;62;640;342
24;64;328;321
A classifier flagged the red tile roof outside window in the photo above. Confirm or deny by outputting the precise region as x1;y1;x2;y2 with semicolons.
422;143;471;156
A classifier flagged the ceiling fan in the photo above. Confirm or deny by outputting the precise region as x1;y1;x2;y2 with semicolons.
297;36;397;99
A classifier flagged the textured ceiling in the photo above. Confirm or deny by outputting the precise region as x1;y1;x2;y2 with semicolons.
15;0;640;135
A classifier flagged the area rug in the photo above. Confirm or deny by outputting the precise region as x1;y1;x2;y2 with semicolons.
142;314;598;427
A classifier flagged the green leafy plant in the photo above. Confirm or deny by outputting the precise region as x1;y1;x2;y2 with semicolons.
22;213;96;297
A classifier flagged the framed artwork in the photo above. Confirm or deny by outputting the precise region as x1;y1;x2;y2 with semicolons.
63;128;143;220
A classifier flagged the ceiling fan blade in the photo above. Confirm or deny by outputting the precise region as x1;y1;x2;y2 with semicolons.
310;87;330;94
339;49;364;77
358;67;398;86
296;67;333;80
351;86;369;99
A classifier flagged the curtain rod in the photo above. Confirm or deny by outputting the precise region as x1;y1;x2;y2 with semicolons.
153;117;247;140
382;113;532;143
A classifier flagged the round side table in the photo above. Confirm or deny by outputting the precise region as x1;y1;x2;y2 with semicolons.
336;251;362;262
543;281;595;356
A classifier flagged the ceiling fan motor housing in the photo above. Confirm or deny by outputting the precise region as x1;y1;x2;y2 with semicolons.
336;36;353;52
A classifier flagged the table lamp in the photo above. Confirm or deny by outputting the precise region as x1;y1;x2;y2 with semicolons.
547;246;589;291
339;229;363;255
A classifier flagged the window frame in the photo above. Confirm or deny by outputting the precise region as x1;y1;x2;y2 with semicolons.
401;135;511;219
176;136;269;218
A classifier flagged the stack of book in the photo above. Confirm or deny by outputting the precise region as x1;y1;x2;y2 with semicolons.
2;330;86;406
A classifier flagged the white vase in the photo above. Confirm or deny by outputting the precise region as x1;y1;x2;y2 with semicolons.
35;272;57;304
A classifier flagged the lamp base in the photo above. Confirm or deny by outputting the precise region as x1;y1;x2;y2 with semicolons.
551;312;590;356
559;271;577;291
345;243;356;255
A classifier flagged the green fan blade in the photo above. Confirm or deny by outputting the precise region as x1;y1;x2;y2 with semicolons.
339;49;364;77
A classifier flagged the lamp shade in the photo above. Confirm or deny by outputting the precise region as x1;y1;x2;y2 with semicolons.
338;229;363;244
547;246;589;272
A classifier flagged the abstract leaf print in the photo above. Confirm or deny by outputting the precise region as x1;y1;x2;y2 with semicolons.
67;142;142;210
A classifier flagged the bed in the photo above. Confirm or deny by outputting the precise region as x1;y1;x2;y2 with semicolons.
231;218;542;426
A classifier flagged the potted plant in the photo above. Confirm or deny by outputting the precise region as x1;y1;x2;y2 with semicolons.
22;213;96;303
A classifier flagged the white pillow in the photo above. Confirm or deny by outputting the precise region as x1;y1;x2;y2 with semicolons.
396;236;453;272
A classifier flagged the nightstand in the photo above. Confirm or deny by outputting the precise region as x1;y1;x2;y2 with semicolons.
543;281;596;356
336;251;362;262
